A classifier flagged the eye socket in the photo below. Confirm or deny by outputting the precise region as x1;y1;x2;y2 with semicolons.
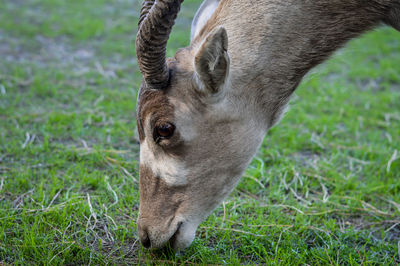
154;123;175;143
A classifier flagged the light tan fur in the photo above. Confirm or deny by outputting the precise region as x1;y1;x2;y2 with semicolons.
136;0;400;250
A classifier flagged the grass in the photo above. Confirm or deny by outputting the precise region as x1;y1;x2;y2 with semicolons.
0;0;399;264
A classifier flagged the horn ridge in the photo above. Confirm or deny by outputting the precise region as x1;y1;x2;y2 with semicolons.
138;0;155;28
136;0;184;89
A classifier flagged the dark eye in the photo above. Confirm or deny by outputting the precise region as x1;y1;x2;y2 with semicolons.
154;123;175;143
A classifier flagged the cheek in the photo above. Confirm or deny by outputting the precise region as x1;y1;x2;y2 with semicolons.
175;119;198;142
184;150;253;208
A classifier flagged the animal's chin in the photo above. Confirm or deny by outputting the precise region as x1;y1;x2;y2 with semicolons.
168;221;196;250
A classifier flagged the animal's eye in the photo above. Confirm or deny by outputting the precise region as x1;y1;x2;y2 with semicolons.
154;123;175;143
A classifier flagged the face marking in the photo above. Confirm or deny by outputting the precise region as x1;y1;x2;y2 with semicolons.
140;129;188;186
137;77;192;187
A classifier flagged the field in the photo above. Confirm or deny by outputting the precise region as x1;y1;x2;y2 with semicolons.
1;0;400;264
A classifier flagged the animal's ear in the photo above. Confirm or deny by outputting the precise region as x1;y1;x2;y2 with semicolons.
194;27;230;94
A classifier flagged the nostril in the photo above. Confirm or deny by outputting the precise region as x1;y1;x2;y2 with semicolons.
141;232;151;248
138;221;151;248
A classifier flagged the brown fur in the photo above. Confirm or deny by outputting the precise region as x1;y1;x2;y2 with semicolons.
136;87;173;141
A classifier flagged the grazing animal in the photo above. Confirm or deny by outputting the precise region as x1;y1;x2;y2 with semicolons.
135;0;400;250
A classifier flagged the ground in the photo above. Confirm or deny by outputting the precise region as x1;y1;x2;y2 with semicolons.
0;0;400;264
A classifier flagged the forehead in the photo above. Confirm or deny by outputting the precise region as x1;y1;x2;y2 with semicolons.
136;66;198;139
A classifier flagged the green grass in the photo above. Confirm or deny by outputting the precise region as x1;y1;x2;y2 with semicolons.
1;0;399;264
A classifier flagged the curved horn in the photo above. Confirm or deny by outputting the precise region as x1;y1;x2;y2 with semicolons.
136;0;184;89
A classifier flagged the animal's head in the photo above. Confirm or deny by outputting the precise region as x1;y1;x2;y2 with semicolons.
135;0;266;250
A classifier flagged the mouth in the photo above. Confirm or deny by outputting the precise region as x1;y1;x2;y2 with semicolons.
138;219;196;250
168;221;183;249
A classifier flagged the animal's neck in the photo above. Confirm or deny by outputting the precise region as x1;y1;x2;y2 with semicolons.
199;0;394;127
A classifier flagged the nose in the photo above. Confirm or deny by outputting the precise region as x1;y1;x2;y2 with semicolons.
137;217;184;249
138;221;152;248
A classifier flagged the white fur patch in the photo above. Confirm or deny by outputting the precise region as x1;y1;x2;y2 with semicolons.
140;140;188;186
